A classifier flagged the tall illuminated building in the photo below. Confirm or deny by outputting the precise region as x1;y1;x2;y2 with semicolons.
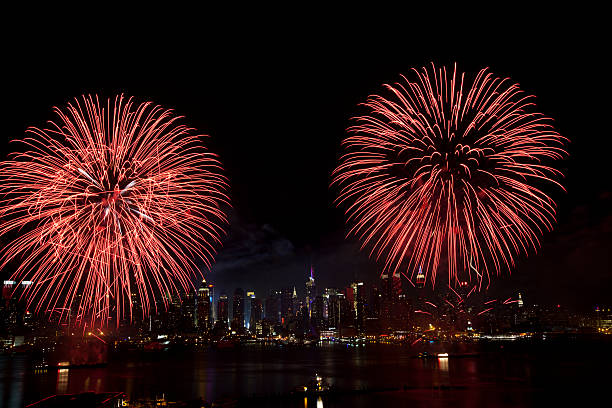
250;296;262;329
2;280;15;306
351;282;365;333
1;280;17;332
380;272;403;332
250;298;263;325
208;283;215;321
130;291;143;327
245;291;255;328
181;291;196;331
396;293;410;330
325;289;341;329
1;280;34;333
369;286;381;318
232;288;245;330
197;280;213;330
312;295;327;329
416;266;426;289
328;292;352;334
381;272;402;299
281;287;295;320
326;288;349;329
305;266;316;320
217;294;229;324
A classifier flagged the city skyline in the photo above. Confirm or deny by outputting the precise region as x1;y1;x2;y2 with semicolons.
1;11;610;407
5;264;610;341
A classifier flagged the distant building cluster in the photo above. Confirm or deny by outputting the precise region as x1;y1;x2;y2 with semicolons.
1;271;612;350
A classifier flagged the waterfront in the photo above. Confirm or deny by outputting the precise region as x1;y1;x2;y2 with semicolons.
2;338;611;407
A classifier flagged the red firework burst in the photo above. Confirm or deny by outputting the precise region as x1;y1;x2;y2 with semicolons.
332;64;567;289
0;95;229;325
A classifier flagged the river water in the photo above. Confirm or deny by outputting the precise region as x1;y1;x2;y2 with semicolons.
1;338;610;407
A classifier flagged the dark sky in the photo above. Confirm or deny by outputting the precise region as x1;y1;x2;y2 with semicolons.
1;13;609;310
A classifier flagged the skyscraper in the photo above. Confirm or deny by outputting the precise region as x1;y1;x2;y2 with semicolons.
324;288;341;329
312;295;327;329
197;280;213;330
208;283;215;321
250;297;263;329
265;291;281;323
369;286;381;319
1;280;30;333
2;280;15;306
305;266;316;320
380;273;402;332
351;282;365;333
292;286;298;310
232;288;245;330
218;294;229;324
245;291;255;329
416;266;426;289
281;287;295;320
181;291;196;331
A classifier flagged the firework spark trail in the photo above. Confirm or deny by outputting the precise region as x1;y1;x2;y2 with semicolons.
477;307;494;316
418;294;519;319
0;95;229;326
332;63;567;289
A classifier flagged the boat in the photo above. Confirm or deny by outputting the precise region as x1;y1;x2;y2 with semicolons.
416;351;436;359
415;351;479;359
294;373;331;394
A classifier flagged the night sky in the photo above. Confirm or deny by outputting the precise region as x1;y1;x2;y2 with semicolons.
1;14;609;310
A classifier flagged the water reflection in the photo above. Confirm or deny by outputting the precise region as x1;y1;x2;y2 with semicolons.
1;341;611;407
303;396;324;408
56;368;68;393
438;356;449;372
0;356;24;408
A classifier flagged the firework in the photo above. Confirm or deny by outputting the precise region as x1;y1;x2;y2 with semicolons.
332;64;566;289
412;288;521;325
0;95;229;325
